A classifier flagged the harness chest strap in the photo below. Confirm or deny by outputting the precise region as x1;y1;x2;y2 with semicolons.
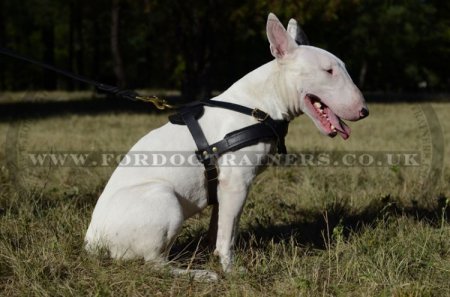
170;100;289;205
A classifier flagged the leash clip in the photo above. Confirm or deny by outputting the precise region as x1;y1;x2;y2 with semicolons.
252;108;269;122
135;95;175;110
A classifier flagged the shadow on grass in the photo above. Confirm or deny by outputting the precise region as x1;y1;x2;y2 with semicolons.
242;194;449;248
0;95;188;122
170;193;449;262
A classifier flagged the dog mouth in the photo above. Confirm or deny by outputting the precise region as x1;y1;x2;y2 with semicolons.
304;94;351;140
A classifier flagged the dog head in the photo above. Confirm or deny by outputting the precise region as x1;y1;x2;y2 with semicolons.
267;13;368;140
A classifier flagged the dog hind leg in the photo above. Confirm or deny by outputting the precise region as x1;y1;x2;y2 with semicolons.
86;183;184;262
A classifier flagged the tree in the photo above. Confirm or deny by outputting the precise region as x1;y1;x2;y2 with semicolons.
40;2;57;90
111;0;126;88
0;0;448;94
0;0;5;89
68;0;85;90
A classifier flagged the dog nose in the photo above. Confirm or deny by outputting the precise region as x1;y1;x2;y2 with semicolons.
359;107;369;119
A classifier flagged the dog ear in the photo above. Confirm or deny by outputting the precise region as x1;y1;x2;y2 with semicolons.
266;13;298;59
287;18;310;46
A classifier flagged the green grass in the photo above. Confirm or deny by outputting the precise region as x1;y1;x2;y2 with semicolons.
1;100;450;296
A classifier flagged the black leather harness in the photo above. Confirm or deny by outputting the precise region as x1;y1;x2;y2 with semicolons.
169;99;289;205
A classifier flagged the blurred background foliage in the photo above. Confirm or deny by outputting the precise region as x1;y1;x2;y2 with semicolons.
0;0;448;99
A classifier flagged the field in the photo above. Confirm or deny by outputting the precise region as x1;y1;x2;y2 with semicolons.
1;95;450;296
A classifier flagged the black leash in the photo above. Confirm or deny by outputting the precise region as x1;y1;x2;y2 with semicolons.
1;46;290;206
0;46;173;109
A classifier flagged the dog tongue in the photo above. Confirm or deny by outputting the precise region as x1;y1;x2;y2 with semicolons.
336;120;351;140
325;108;351;140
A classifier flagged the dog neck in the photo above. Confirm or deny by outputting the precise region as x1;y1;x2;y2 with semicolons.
215;60;301;121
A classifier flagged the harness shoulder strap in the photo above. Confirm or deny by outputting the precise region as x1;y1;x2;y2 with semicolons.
180;111;219;205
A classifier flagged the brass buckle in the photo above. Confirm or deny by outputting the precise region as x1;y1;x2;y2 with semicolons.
252;108;269;122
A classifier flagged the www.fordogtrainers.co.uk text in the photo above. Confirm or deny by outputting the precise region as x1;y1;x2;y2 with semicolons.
25;151;421;168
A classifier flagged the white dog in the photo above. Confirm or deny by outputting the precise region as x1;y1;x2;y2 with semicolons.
85;13;368;279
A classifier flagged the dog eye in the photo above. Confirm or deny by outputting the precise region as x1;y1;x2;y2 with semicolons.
326;68;333;75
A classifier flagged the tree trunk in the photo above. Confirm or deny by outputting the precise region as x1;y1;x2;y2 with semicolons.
359;60;368;89
176;2;213;101
92;18;100;82
74;0;84;87
0;1;5;89
42;20;57;90
68;0;75;90
111;0;126;87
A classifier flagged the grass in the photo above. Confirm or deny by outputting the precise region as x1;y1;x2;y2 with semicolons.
0;96;450;296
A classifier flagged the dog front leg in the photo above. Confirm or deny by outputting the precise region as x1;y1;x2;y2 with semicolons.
214;184;248;273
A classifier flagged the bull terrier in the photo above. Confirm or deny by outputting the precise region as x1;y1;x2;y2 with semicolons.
85;13;368;280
